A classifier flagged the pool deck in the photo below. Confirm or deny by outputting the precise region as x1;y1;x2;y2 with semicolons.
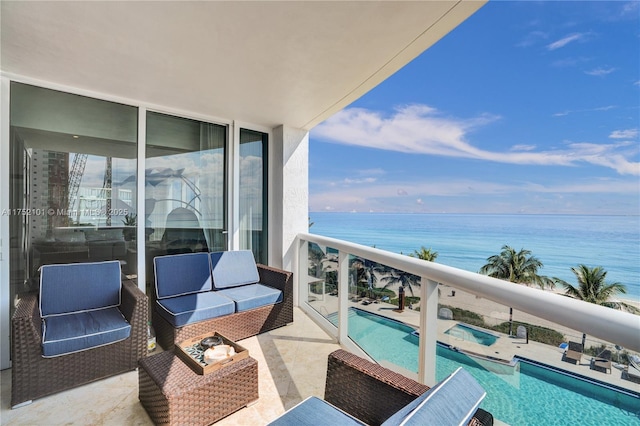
309;293;640;396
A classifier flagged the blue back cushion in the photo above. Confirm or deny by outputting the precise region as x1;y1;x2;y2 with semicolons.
210;250;260;289
39;261;122;317
154;252;212;299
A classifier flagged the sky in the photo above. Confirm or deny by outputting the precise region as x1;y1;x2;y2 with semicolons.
308;1;640;215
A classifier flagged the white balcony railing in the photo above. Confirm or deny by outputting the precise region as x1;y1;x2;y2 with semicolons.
296;232;640;387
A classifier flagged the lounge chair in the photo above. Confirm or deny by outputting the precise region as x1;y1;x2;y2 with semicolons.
268;349;493;425
11;261;148;408
625;354;640;383
591;349;612;374
563;341;584;364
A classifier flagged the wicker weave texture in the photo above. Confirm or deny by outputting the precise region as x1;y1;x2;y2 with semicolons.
154;264;293;349
325;349;428;426
138;351;258;426
11;280;148;407
324;349;493;426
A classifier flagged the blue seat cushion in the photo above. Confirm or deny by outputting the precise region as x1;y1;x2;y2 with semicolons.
267;396;366;426
40;260;122;317
210;250;260;289
381;367;486;426
154;252;212;299
156;291;235;327
217;284;283;312
42;307;131;357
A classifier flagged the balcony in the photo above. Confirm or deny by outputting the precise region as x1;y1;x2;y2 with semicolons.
2;234;638;425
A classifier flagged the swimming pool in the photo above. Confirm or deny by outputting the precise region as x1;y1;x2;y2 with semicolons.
335;308;640;425
444;323;499;346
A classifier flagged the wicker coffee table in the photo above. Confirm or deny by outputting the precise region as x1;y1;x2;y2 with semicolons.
138;350;258;425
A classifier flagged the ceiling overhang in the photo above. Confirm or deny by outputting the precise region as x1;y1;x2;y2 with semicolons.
1;1;486;130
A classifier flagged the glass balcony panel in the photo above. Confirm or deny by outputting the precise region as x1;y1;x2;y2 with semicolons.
297;235;640;425
305;243;339;323
346;255;421;376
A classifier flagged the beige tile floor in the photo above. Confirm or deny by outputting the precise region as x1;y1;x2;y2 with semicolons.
0;308;341;426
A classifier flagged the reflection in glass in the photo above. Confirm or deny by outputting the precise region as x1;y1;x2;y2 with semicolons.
239;129;267;263
144;112;227;286
306;243;338;321
9;82;138;312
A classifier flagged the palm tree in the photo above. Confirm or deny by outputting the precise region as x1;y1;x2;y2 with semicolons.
555;265;639;347
409;246;439;262
349;257;388;298
379;269;421;297
480;245;554;335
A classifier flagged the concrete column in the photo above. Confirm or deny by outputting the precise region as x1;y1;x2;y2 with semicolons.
271;125;308;280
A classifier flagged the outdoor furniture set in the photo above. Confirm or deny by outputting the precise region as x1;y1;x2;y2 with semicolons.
562;341;617;376
10;250;292;420
10;251;495;425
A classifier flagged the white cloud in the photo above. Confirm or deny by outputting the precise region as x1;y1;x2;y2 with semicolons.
356;168;386;176
610;129;638;139
584;67;616;76
314;105;639;175
553;105;616;117
551;56;592;68
621;1;640;17
546;33;587;50
344;177;377;184
511;144;537;152
517;30;548;48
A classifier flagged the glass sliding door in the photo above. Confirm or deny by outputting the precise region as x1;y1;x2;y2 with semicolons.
239;129;268;264
145;112;227;287
9;82;138;314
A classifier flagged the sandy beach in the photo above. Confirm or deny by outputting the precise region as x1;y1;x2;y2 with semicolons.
429;283;639;349
319;257;639;349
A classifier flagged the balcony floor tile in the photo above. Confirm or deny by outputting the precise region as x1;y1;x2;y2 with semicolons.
0;307;340;425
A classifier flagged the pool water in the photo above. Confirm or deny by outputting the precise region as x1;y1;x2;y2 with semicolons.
334;308;640;425
444;323;498;346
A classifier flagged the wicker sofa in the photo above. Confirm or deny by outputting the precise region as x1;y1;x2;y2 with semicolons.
11;261;148;408
272;349;493;426
152;250;293;349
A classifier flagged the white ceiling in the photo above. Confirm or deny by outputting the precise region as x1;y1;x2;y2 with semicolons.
1;1;485;130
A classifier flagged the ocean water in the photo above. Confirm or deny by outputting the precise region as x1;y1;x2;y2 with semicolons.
309;213;640;300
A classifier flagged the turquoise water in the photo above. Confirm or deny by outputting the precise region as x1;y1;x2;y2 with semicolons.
340;309;640;425
310;213;640;300
444;324;498;346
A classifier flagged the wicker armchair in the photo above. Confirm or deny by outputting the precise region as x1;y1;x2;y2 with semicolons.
11;278;148;408
324;349;494;426
153;262;293;349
